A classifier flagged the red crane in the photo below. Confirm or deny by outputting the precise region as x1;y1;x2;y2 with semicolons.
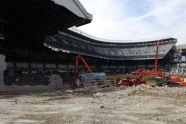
139;39;167;78
155;40;160;71
75;55;93;73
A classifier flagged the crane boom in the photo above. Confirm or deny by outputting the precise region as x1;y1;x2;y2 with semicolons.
155;40;160;71
76;55;93;73
139;39;168;78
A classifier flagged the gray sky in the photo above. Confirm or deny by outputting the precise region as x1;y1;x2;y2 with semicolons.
78;0;186;44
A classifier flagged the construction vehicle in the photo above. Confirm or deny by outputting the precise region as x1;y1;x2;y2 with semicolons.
119;77;146;87
138;39;166;78
72;55;107;88
136;39;186;86
76;55;93;73
118;39;167;87
162;74;186;87
131;68;146;75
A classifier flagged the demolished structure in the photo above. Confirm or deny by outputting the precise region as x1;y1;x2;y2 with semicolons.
0;0;185;92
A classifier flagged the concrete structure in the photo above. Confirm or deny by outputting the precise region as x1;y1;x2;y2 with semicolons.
0;74;64;92
0;0;182;91
171;44;186;74
45;29;176;60
0;54;6;91
53;0;92;20
0;0;92;91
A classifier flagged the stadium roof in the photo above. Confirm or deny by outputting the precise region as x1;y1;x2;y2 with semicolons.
52;0;92;21
0;0;92;46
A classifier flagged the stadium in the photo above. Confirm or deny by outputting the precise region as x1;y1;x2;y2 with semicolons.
0;0;185;91
2;1;186;123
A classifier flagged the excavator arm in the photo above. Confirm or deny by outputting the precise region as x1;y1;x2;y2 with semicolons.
139;70;165;78
76;55;93;73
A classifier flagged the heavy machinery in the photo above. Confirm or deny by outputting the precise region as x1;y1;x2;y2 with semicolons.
136;39;186;86
72;55;107;88
139;69;165;78
76;55;93;73
119;77;146;87
128;39;182;85
155;74;185;87
131;68;146;75
139;39;166;78
162;74;186;86
118;40;166;87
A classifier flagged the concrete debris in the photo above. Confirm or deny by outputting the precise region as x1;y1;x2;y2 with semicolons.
64;89;74;93
100;105;104;109
0;84;186;123
136;104;140;107
56;91;62;93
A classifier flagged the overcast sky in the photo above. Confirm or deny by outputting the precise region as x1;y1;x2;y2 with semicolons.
78;0;186;44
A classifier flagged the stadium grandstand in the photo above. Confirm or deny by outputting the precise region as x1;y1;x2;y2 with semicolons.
171;44;186;74
0;0;181;91
45;28;177;61
44;28;177;73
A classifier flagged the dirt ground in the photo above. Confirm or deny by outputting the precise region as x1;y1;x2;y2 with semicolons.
0;85;186;124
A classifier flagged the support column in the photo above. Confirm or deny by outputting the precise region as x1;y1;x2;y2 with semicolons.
0;54;7;91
